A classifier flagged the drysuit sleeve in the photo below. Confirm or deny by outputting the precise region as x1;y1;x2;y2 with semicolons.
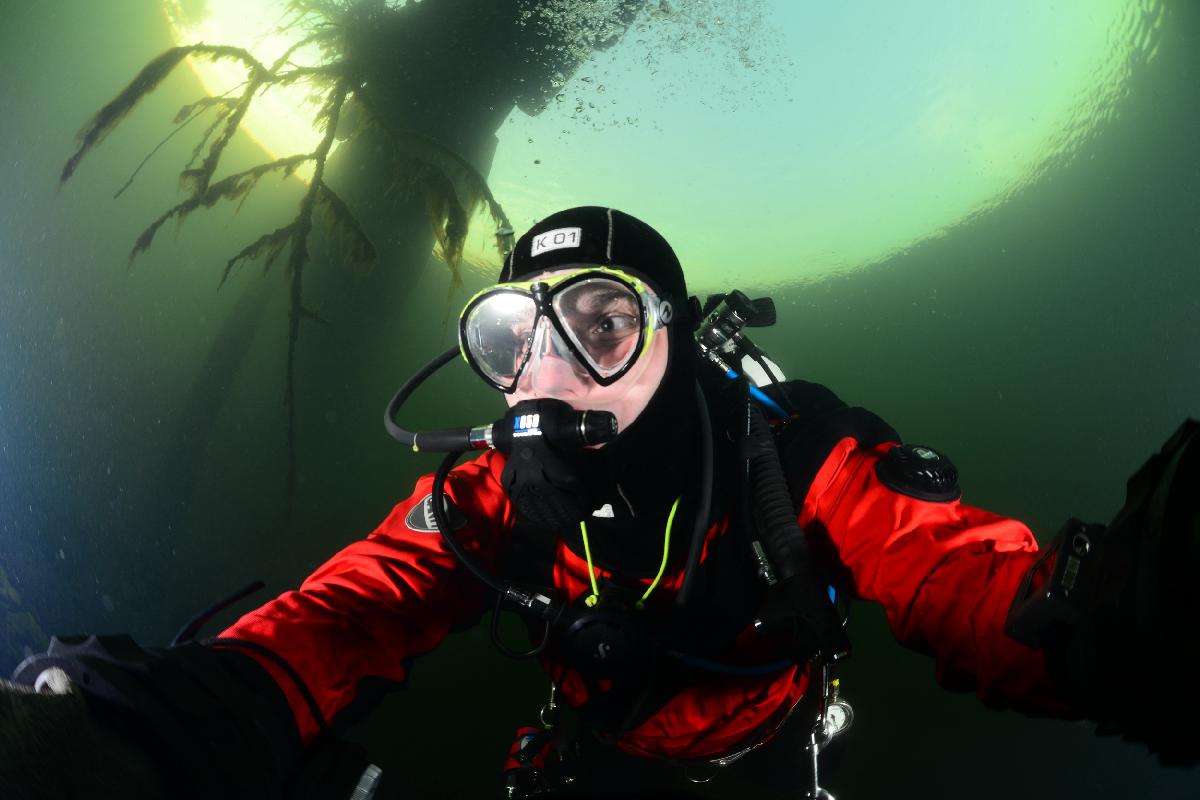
775;387;1074;717
215;450;512;743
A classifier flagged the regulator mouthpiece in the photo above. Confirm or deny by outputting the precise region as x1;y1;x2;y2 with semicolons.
492;399;618;454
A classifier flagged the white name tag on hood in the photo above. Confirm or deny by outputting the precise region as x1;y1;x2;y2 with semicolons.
531;226;582;257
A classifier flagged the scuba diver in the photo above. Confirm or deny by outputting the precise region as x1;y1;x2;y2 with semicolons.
3;207;1199;799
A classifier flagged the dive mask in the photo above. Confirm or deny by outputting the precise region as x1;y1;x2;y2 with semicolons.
459;267;674;393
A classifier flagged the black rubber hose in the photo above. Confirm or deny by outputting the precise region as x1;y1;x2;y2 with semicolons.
384;346;459;447
745;402;810;582
171;581;265;646
745;401;848;658
431;450;507;595
431;450;559;621
410;426;478;453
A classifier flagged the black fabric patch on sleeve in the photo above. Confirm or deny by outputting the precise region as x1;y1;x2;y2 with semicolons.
405;493;469;534
874;444;961;502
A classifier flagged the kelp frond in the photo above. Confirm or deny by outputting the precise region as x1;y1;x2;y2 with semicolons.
416;164;470;283
273;65;342;88
61;45;271;186
61;48;193;185
270;27;343;73
65;0;513;511
112;96;237;200
130;154;314;263
315;183;376;273
173;95;238;124
181;80;264;196
221;224;297;285
280;80;350;506
185;105;236;170
367;115;513;287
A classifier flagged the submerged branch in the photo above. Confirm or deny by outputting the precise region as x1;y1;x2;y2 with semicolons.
130;154;315;264
315;183;376;273
62;47;194;185
113;97;236;199
67;13;513;515
182;77;266;196
414;164;471;285
366;113;513;284
274;65;342;88
220;223;298;286
269;26;342;73
283;79;349;509
186;107;235;170
62;44;271;186
173;94;241;124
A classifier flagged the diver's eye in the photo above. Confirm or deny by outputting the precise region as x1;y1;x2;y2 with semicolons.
592;314;638;340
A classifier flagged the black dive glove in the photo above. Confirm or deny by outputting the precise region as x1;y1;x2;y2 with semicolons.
0;673;168;799
497;399;613;533
1006;419;1200;765
6;635;320;799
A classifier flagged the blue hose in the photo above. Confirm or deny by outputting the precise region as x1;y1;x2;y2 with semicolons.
724;368;790;420
668;651;796;676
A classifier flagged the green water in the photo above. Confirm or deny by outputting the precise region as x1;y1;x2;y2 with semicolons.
1;0;1198;797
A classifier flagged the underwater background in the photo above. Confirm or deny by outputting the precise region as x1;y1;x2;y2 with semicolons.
1;0;1198;797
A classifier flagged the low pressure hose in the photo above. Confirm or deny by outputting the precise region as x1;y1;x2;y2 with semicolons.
722;368;789;419
384;347;475;451
431;451;559;623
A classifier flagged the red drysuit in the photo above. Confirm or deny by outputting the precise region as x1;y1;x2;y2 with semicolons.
218;429;1071;761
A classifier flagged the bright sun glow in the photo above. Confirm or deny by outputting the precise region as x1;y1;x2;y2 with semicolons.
163;0;334;181
164;0;1161;292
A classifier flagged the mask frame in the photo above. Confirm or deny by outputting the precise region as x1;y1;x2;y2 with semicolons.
458;266;673;393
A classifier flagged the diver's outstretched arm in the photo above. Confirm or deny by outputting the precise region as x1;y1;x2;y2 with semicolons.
1007;420;1200;765
4;449;509;798
0;675;165;799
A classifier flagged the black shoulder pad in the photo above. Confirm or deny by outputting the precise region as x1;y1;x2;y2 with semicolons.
776;388;900;508
875;444;961;502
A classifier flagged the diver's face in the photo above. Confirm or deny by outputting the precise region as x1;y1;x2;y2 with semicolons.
503;269;670;436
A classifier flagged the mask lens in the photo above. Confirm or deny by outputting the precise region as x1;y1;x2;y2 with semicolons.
551;278;645;377
463;291;538;388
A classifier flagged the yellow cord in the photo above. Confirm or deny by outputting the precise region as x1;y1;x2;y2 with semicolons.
578;496;681;610
580;520;601;607
639;496;680;607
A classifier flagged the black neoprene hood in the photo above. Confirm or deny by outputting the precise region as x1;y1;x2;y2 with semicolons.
496;206;702;534
500;206;689;309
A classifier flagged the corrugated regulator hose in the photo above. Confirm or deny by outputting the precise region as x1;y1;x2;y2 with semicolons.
745;401;849;659
745;402;809;582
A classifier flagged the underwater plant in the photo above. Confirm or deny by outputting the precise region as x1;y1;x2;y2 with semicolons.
58;1;528;503
57;0;694;507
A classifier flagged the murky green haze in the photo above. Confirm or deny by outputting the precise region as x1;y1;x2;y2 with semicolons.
1;1;1198;798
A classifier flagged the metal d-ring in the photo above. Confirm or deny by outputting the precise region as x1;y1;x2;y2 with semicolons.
539;683;559;729
684;761;720;784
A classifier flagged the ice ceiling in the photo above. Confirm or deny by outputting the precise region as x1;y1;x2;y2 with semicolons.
164;0;1161;291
